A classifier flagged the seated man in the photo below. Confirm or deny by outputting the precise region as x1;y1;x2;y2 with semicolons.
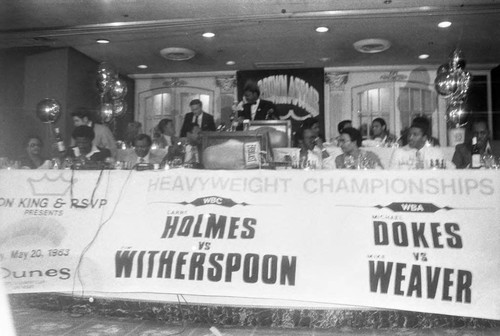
123;134;163;168
335;127;383;169
68;125;111;169
18;135;46;169
71;108;117;158
452;117;500;168
370;117;397;146
297;127;334;169
154;118;178;148
164;123;203;168
389;118;450;169
184;123;203;168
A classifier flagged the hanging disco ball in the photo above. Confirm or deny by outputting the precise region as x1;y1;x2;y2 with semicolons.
434;71;459;97
446;99;469;127
100;103;114;123
110;78;128;100
436;63;450;75
36;98;62;123
449;49;466;71
112;99;127;118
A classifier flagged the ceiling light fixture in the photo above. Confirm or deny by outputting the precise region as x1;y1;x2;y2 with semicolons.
96;39;110;44
160;47;196;61
353;38;391;54
315;26;329;33
418;54;429;59
137;65;148;69
438;21;452;28
226;61;235;65
202;32;215;38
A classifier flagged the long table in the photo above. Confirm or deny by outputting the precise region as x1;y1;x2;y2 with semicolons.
0;169;499;320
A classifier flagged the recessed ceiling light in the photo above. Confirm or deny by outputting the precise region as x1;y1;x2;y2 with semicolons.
315;27;329;33
353;38;391;54
137;65;148;69
319;57;331;62
96;39;110;44
226;61;235;65
202;32;215;38
438;21;452;28
418;54;430;59
160;47;196;61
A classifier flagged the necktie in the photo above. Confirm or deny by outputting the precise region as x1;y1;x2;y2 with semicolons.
415;150;423;169
140;157;145;163
193;115;199;126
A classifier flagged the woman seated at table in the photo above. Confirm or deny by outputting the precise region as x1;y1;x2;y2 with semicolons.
18;135;47;169
335;127;383;169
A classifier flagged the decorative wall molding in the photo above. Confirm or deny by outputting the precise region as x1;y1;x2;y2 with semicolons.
162;77;188;87
215;75;237;93
380;71;407;81
325;72;349;91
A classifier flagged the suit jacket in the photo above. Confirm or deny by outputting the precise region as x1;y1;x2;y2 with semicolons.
180;112;216;137
239;99;277;121
67;146;111;169
122;150;163;168
452;141;500;168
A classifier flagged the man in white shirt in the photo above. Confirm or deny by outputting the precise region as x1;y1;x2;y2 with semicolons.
71;108;117;158
124;134;163;168
155;118;178;148
297;127;334;169
184;123;202;168
389;118;451;169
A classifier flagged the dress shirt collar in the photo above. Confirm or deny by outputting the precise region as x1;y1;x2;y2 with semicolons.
137;152;150;163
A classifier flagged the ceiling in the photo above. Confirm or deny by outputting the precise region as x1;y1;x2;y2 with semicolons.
1;0;500;76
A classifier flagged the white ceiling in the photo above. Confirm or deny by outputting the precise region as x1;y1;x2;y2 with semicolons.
1;0;500;75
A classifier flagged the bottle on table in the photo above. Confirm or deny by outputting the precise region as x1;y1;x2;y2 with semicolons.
54;127;66;155
471;136;481;169
52;127;67;169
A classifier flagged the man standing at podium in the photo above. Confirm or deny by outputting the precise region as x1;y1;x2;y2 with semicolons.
180;99;216;137
239;82;277;121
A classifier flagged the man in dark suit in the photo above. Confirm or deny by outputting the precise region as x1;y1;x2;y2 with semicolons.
68;125;111;169
452;117;500;168
180;99;216;137
239;82;277;121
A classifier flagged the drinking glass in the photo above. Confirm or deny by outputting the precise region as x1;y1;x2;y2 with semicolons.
482;154;495;169
489;156;499;169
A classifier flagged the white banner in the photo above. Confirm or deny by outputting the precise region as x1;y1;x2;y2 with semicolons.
0;169;499;320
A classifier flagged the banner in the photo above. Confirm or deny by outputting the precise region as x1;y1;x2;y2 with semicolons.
0;169;499;320
237;68;325;138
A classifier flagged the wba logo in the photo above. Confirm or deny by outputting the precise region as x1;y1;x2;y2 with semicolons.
381;202;449;213
401;203;424;212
